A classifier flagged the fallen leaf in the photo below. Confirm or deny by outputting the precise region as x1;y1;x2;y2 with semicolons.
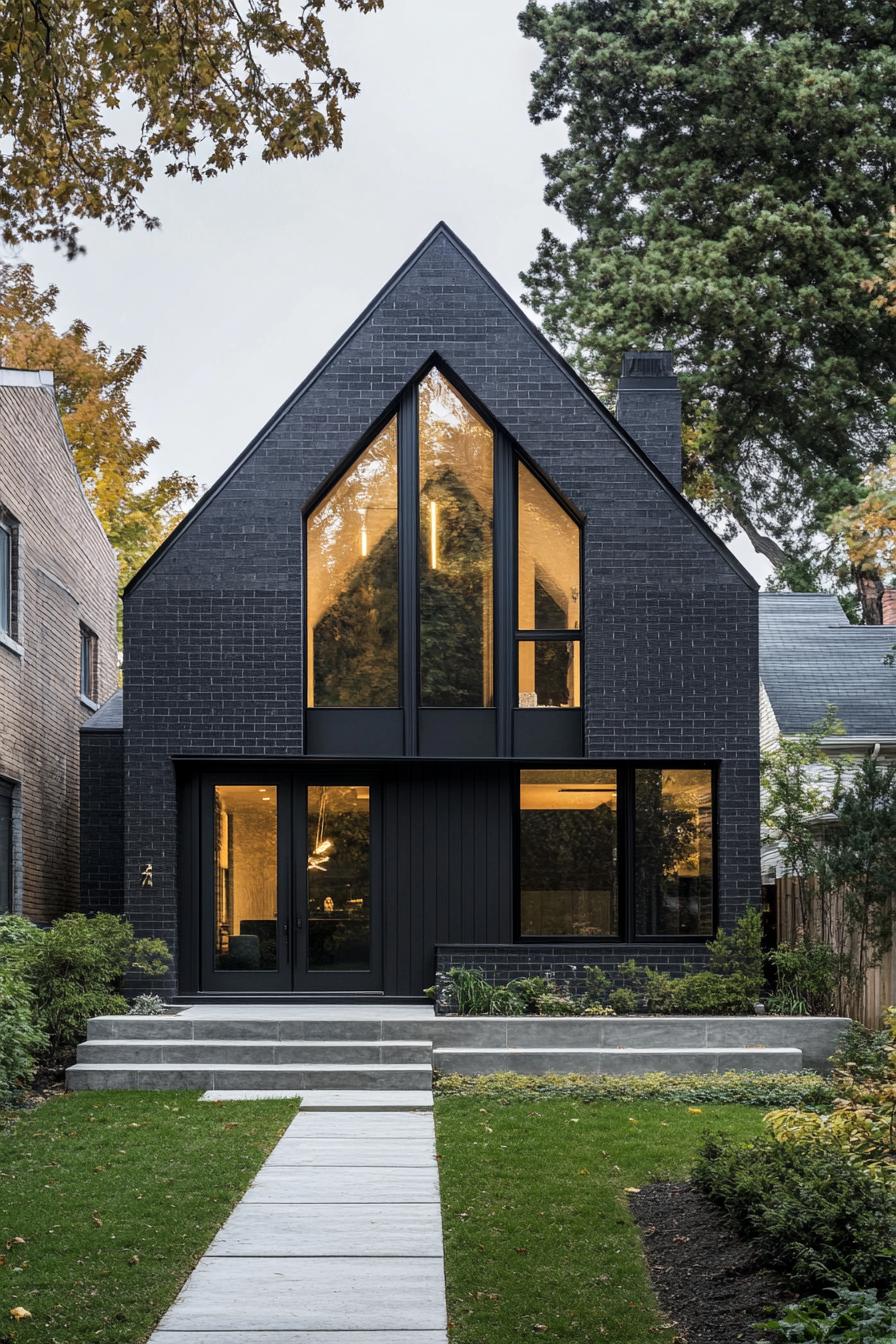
92;1214;103;1228
9;1237;25;1247
533;1325;548;1334
9;1307;32;1321
688;1107;703;1114
129;1254;140;1265
624;1186;641;1194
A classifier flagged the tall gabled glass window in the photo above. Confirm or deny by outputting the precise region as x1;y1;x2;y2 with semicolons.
418;369;494;707
306;418;399;707
516;461;581;708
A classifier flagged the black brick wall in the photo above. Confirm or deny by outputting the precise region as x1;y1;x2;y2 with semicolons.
80;729;124;916
120;228;759;996
435;943;710;994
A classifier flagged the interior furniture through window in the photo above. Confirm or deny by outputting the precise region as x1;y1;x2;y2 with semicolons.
519;768;618;936
634;768;714;936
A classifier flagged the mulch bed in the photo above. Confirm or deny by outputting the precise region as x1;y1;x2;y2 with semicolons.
630;1182;796;1343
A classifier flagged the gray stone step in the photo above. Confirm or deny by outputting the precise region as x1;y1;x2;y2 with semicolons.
76;1039;431;1066
432;1045;803;1076
199;1090;435;1110
66;1062;433;1092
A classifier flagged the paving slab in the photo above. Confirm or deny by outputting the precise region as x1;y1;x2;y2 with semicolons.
155;1257;447;1332
199;1089;433;1108
267;1137;435;1167
151;1333;447;1343
207;1202;443;1257
277;1112;434;1137
244;1164;441;1204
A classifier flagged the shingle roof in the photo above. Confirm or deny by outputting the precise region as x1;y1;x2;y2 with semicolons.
80;688;122;732
759;593;896;738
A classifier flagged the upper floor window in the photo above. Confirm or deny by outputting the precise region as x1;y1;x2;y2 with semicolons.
304;365;582;737
0;509;18;643
80;624;98;703
418;370;494;707
306;418;398;708
517;462;581;708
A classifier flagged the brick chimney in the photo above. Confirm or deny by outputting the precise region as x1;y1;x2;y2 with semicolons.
614;351;682;491
882;589;896;626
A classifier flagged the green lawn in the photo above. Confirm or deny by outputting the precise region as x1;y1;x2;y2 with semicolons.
436;1097;765;1344
0;1091;299;1344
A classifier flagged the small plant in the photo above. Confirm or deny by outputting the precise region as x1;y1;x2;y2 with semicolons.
533;991;580;1016
768;940;843;1016
581;1002;615;1017
505;976;552;1012
671;970;756;1015
128;993;169;1016
581;965;611;1004
829;1019;893;1082
439;967;525;1016
608;986;638;1015
760;1287;896;1342
694;1131;896;1291
707;908;765;997
617;960;678;1013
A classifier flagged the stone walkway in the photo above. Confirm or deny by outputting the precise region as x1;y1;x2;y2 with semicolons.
149;1105;447;1344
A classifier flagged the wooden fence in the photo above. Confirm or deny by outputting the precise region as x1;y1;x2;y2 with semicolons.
776;876;896;1027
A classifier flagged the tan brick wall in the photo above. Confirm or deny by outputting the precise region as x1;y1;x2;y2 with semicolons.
0;380;118;922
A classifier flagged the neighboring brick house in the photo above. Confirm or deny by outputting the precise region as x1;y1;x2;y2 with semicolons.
82;225;759;1000
0;369;118;922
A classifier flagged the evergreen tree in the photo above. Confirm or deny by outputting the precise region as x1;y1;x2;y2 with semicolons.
520;0;896;620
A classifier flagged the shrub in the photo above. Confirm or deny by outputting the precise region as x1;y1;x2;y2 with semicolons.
608;986;638;1015
617;959;678;1013
672;971;756;1015
439;967;525;1017
581;965;611;1004
707;908;765;997
761;1288;896;1342
22;913;172;1068
694;1132;896;1291
435;1069;833;1108
534;992;580;1016
505;976;551;1012
128;993;169;1016
768;940;842;1016
0;967;46;1099
0;914;46;977
829;1019;893;1082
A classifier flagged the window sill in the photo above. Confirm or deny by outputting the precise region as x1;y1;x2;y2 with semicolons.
80;693;100;711
0;630;23;658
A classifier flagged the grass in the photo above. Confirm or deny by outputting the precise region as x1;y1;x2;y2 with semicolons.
0;1090;299;1344
436;1097;766;1344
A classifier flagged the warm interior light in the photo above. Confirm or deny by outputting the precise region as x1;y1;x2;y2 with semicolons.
360;508;368;558
429;499;439;570
314;838;333;855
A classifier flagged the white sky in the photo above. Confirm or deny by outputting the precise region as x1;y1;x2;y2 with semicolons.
18;0;771;583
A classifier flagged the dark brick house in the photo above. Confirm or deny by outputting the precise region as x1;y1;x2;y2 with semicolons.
82;226;759;1000
0;369;118;923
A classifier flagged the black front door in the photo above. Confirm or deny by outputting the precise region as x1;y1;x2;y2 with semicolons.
199;771;382;993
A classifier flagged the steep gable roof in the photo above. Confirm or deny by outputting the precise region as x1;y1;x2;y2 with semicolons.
759;592;896;738
125;222;756;596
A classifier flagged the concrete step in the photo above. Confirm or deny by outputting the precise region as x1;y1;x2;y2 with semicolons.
86;1016;430;1042
76;1039;432;1066
432;1045;803;1076
66;1062;433;1092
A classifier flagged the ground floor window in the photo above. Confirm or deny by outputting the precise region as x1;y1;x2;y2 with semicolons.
0;778;13;914
634;768;714;936
519;769;618;935
518;765;715;940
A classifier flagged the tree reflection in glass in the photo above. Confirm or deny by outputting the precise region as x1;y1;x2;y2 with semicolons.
306;419;399;707
634;769;714;935
519;769;618;935
418;370;494;706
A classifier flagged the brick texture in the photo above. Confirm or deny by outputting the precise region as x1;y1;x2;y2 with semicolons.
120;229;760;994
80;729;124;915
0;382;118;922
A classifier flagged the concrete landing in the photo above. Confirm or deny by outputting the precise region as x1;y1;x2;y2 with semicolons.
148;1106;447;1344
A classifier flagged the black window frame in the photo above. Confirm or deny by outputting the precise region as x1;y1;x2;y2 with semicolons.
302;356;585;759
514;761;719;943
0;777;14;915
0;510;18;644
80;623;98;704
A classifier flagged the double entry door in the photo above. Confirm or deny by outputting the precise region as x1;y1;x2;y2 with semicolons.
200;770;381;992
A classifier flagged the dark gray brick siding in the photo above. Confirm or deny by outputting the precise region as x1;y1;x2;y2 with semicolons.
121;231;759;995
80;729;124;915
435;944;710;1001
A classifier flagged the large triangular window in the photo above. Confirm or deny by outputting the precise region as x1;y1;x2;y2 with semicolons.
304;365;582;752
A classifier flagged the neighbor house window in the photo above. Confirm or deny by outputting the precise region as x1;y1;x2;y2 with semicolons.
418;369;494;707
306;418;399;707
0;779;12;914
634;768;714;935
516;461;581;707
80;625;98;702
519;769;618;936
0;511;17;641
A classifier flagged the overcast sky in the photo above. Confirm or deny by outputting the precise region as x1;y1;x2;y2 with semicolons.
19;0;770;582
